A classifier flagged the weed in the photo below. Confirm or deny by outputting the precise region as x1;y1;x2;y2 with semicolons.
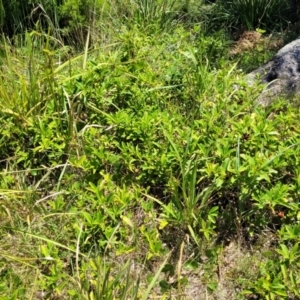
1;2;300;299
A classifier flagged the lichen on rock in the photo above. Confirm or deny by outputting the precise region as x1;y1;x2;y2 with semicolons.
246;37;300;106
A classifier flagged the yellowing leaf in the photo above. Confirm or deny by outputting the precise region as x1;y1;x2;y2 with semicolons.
122;216;134;228
159;219;168;230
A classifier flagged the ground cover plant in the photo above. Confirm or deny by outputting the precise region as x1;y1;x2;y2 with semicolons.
1;0;300;299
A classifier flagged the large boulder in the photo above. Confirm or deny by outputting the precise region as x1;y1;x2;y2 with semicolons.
246;37;300;106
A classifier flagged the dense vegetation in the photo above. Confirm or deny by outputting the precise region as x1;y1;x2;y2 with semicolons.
1;0;300;299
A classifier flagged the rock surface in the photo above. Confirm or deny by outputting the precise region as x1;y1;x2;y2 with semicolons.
246;37;300;106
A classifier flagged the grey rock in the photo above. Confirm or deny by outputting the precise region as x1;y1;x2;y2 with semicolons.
246;37;300;106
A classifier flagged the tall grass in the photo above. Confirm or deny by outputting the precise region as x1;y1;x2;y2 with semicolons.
216;0;289;30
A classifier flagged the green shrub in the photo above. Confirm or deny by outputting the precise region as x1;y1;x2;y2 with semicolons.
1;9;300;299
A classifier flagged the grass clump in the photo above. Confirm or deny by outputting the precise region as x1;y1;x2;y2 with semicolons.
1;1;300;299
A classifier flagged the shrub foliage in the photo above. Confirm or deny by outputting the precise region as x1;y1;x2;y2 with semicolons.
0;0;300;299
